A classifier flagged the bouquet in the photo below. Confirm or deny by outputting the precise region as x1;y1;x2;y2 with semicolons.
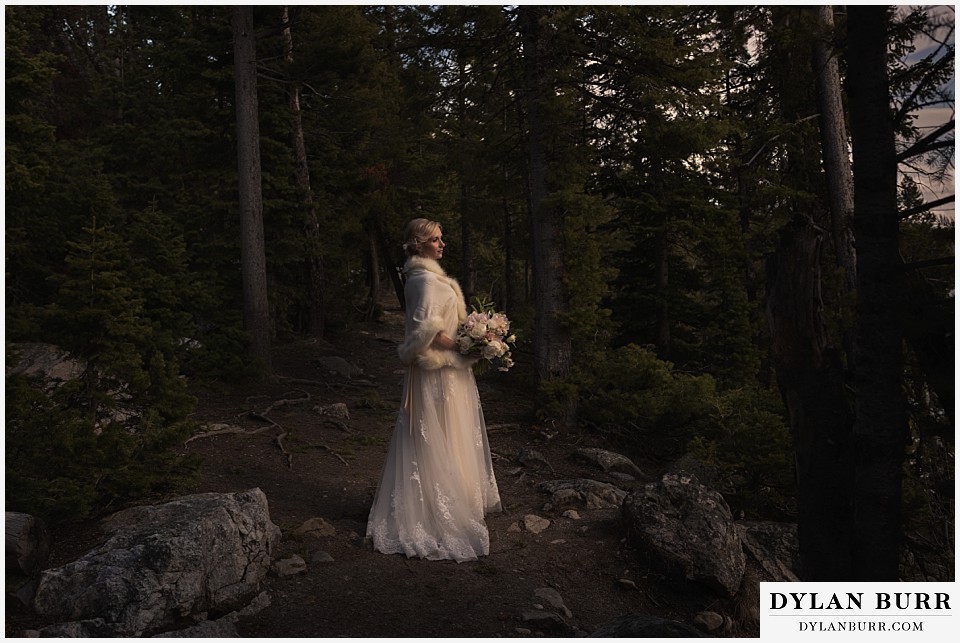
456;296;517;372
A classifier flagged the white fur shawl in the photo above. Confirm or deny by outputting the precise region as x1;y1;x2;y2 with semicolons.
396;256;473;370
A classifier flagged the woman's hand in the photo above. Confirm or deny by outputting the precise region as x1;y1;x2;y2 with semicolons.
431;332;459;352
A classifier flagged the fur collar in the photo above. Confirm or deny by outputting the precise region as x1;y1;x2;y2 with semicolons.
403;255;447;278
403;255;467;322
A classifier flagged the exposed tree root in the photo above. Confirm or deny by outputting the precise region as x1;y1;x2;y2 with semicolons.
184;424;274;445
302;442;349;467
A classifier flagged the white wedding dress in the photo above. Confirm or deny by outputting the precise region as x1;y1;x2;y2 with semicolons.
366;256;501;562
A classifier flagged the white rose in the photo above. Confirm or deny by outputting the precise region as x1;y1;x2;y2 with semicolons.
468;322;488;339
481;342;500;360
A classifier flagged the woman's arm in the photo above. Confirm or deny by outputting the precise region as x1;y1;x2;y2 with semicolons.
430;332;458;352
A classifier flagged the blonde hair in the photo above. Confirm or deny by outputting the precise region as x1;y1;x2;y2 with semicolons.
402;218;442;257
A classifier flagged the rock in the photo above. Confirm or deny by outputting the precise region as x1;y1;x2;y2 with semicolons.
6;512;51;577
153;590;269;637
517;448;554;471
32;488;280;637
311;550;335;563
572;448;644;477
608;472;636;482
272;555;307;577
562;510;581;520
314;403;350;420
523;515;551;534
736;521;801;581
7;342;136;425
617;579;637;590
589;614;707;638
315;356;362;378
515;627;532;635
694;611;725;633
622;473;744;598
534;587;572;618
34;619;119;638
508;522;522;533
538;479;627;509
294;517;337;538
666;453;721;490
6;342;84;383
521;610;569;634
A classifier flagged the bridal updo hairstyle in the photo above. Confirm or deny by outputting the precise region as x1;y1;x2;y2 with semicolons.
402;218;442;257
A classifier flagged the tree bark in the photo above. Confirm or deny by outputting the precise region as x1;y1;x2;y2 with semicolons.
813;5;857;297
233;5;272;371
519;6;575;426
765;6;854;581
766;220;854;580
282;6;324;338
846;5;907;581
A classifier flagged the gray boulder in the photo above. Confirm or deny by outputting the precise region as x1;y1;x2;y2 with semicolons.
32;488;281;637
736;521;801;582
622;474;744;598
572;447;644;477
6;342;84;384
538;479;627;510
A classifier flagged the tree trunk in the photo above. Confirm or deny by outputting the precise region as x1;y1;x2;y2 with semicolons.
282;6;324;338
6;512;50;576
766;221;854;580
764;6;853;581
519;6;574;426
233;6;271;371
846;5;907;581
457;50;477;302
813;5;857;299
365;228;381;321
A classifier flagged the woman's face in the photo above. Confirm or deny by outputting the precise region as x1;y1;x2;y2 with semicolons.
419;227;445;261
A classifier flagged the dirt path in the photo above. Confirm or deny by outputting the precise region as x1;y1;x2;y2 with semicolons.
16;295;724;638
175;297;713;638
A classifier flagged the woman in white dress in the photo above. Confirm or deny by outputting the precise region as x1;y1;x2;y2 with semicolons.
366;218;501;562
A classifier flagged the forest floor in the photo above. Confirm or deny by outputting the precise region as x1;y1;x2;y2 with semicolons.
15;293;755;638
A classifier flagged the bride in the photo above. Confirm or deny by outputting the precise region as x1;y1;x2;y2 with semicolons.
366;218;501;562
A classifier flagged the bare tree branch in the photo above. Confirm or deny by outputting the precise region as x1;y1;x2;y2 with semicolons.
900;194;955;220
897;119;955;162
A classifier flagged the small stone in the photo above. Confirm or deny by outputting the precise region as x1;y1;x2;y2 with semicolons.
534;587;573;618
562;510;581;520
294;517;336;538
523;514;551;534
533;603;544;610
693;611;725;632
515;628;531;635
272;555;307;577
314;403;350;420
617;578;637;590
508;522;522;533
311;550;335;563
550;539;566;545
517;448;553;470
522;611;564;625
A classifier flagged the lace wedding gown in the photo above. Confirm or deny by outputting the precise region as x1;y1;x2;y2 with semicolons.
366;256;501;562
